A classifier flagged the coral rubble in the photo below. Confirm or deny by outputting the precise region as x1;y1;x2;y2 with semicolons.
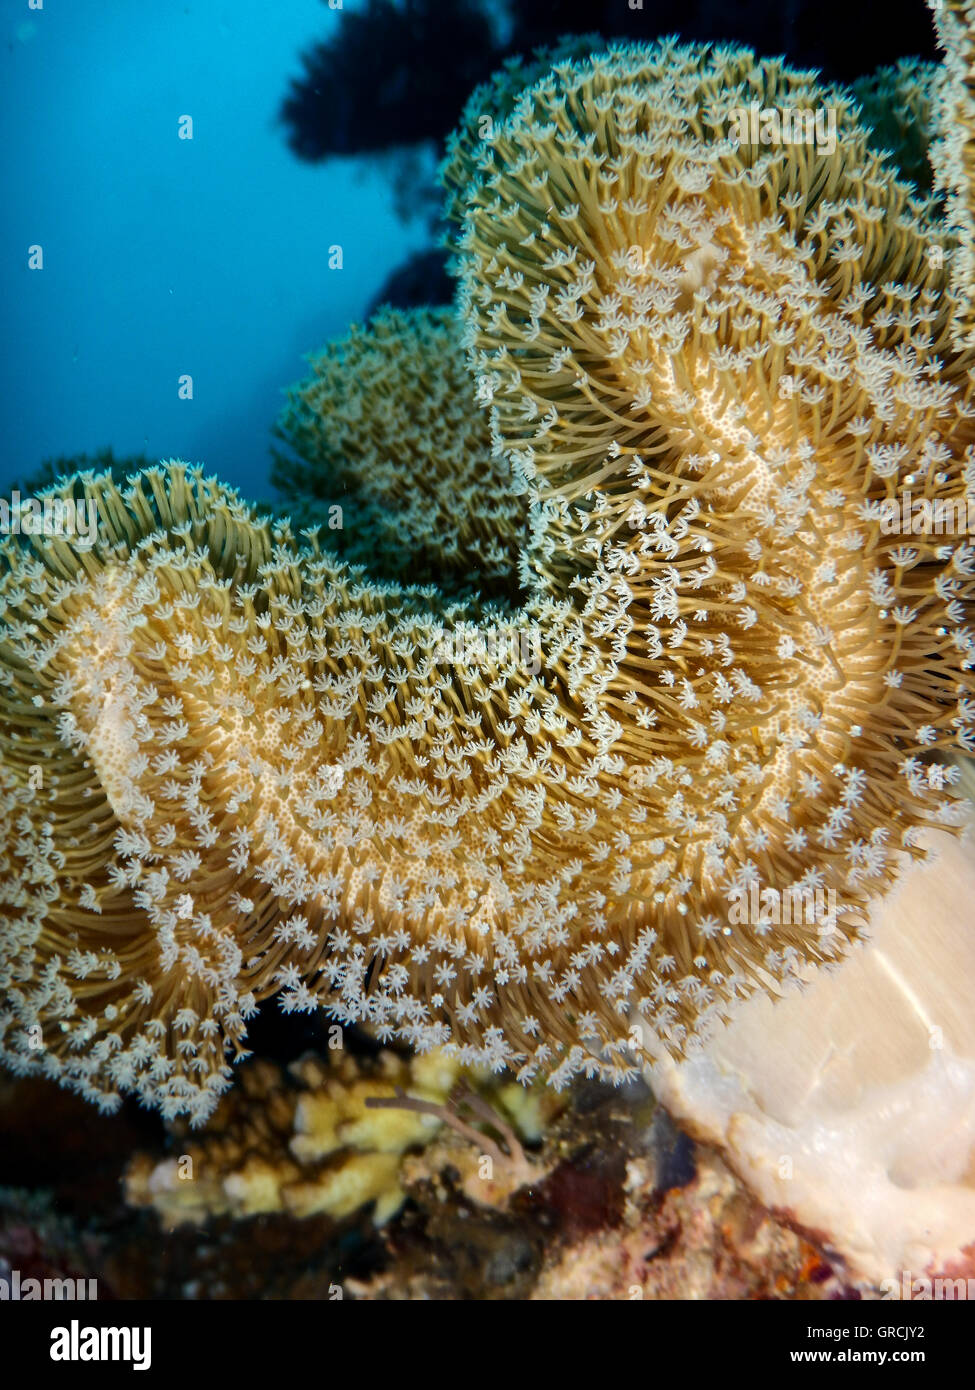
124;1048;561;1230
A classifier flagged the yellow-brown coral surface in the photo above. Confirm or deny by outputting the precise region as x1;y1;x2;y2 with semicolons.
2;39;975;1120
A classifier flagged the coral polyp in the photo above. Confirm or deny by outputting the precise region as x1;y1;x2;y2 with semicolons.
2;36;975;1121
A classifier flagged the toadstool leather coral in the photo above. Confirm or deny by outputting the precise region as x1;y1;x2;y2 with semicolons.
1;35;975;1136
273;307;523;600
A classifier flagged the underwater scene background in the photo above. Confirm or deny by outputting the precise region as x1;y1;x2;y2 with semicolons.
2;0;975;1331
0;0;936;497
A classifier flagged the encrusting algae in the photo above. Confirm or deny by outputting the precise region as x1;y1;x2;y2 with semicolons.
2;29;975;1123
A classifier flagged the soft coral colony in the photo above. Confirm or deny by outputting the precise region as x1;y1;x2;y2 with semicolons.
3;22;975;1124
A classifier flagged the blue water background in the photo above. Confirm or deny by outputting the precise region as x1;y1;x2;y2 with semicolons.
0;0;428;498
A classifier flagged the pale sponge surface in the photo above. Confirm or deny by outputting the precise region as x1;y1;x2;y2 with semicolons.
644;826;975;1287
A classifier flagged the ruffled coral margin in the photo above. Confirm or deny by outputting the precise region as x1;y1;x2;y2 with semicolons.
929;0;975;348
2;35;975;1121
